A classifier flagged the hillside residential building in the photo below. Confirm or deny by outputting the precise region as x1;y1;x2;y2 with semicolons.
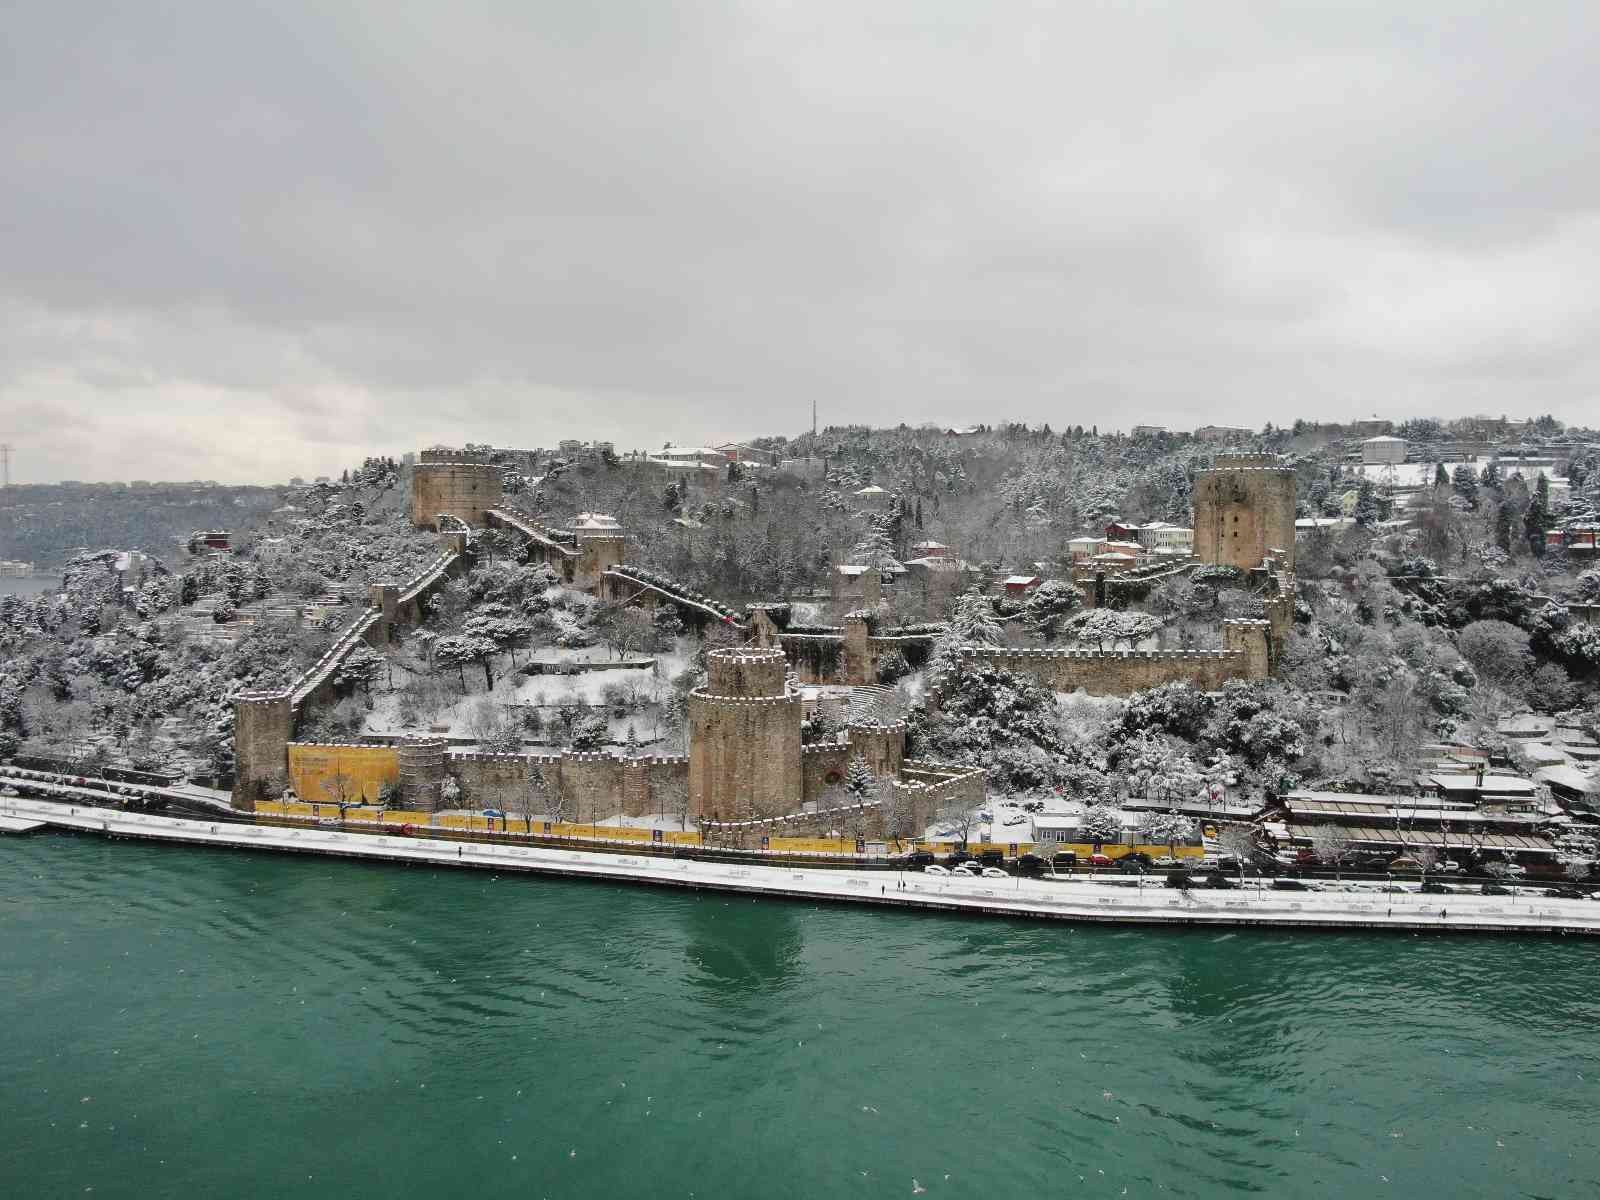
1136;521;1194;553
1361;435;1408;464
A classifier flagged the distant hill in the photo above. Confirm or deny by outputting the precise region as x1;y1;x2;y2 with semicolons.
0;482;284;571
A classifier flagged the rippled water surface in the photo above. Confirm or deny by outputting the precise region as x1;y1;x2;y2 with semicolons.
3;834;1599;1198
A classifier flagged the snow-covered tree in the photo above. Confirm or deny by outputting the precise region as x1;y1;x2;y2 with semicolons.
1079;802;1124;845
1141;809;1196;852
1024;579;1084;642
947;589;1003;646
844;754;875;798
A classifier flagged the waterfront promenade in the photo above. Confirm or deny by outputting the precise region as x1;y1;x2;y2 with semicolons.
5;797;1600;936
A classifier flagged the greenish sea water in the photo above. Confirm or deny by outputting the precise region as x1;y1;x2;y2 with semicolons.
3;833;1598;1199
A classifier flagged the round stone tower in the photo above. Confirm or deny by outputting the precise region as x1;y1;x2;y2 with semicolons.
410;449;504;529
1192;454;1297;572
398;736;448;812
688;647;802;822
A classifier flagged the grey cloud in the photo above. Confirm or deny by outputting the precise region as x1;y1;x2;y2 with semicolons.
3;1;1598;482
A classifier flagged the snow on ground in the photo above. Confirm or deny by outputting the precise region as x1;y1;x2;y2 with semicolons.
364;638;700;748
1349;461;1570;489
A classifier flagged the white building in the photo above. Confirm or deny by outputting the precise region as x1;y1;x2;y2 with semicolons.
1136;521;1194;553
1361;435;1408;464
1067;536;1104;563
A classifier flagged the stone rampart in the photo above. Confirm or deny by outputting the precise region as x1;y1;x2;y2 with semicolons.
801;740;851;799
444;749;689;824
961;645;1260;695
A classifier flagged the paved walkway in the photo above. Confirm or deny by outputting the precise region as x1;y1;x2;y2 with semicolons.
5;798;1600;937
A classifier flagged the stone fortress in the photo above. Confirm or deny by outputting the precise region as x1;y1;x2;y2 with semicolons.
232;444;1296;846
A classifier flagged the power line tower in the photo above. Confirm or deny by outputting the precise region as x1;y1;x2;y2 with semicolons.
0;442;12;488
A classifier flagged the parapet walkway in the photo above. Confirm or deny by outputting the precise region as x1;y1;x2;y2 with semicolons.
5;798;1598;938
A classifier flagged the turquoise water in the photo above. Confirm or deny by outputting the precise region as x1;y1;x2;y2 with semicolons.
3;833;1598;1199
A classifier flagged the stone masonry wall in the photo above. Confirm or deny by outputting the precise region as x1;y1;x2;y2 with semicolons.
1192;466;1297;572
962;638;1266;696
410;462;503;528
448;751;688;822
233;693;294;811
801;741;851;802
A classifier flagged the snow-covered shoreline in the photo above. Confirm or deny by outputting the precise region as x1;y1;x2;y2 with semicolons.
5;798;1599;937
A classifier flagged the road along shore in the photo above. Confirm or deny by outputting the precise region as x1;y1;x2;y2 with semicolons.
5;797;1599;937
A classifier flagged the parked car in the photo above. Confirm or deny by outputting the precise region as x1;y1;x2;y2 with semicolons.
951;865;979;878
1151;855;1184;868
1389;857;1423;871
1015;854;1048;876
1420;881;1455;895
1051;852;1078;870
981;867;1008;879
1479;882;1511;896
923;865;950;876
1434;859;1463;873
1353;855;1391;871
1485;862;1528;879
899;851;936;868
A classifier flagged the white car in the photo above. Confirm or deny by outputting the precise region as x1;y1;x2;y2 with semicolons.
981;867;1008;879
923;864;950;876
951;865;979;877
1151;856;1183;868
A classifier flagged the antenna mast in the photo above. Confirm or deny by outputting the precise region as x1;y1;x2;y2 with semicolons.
0;443;11;488
811;398;817;439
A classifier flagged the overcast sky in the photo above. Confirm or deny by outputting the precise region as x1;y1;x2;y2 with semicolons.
4;2;1598;484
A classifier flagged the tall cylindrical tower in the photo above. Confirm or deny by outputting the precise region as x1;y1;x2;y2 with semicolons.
688;648;802;821
232;691;295;811
398;736;448;812
410;450;504;529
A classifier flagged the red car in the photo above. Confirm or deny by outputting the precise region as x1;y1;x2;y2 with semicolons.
1087;853;1116;868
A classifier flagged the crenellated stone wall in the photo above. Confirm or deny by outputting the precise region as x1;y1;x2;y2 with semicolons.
961;627;1269;696
438;750;689;823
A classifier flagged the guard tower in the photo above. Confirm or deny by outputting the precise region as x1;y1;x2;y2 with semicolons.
687;648;802;821
1193;453;1297;572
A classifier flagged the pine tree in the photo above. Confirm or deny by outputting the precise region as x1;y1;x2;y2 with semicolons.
1525;475;1550;557
1433;462;1450;488
1494;503;1513;552
948;589;1003;645
844;754;875;798
1451;464;1479;510
1353;478;1380;527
